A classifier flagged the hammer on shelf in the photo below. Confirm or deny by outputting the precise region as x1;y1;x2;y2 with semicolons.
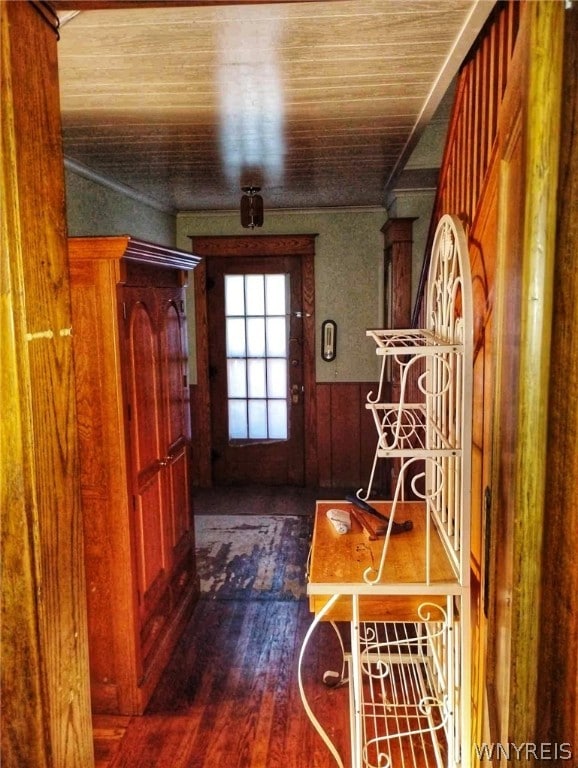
345;494;413;536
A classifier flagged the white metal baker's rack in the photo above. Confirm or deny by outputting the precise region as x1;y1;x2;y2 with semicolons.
299;214;473;768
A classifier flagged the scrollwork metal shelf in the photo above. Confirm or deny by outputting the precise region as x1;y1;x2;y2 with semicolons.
356;603;456;768
299;215;473;768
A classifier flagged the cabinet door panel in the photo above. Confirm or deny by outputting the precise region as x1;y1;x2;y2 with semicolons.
167;444;192;557
159;292;190;453
135;474;167;608
158;289;194;560
122;287;168;624
125;296;163;473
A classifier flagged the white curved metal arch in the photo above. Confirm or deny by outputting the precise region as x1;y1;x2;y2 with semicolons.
426;213;473;349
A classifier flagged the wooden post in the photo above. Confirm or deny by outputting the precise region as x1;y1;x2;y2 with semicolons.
509;0;564;751
536;0;578;754
381;218;416;330
381;218;415;497
1;2;94;766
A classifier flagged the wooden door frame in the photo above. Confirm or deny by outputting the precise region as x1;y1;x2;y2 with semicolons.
487;1;565;750
506;1;564;745
2;2;94;763
189;234;318;487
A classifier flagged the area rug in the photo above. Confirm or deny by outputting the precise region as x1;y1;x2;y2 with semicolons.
194;514;312;601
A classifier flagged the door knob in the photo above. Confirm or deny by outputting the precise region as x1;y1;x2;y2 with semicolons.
290;384;303;404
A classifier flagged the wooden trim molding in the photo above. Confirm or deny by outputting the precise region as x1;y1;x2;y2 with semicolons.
190;234;317;258
192;259;212;486
69;235;201;271
382;217;415;330
189;234;317;487
52;0;336;9
31;2;60;36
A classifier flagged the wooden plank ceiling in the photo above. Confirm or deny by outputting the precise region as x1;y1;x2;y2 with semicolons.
56;1;493;213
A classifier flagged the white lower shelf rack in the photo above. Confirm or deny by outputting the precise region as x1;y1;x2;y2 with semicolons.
299;593;467;768
353;606;455;768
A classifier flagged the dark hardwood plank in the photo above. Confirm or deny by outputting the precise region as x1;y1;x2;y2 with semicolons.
93;716;131;768
316;382;381;492
96;598;349;767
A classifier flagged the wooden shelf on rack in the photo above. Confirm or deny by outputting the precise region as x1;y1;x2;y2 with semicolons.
308;500;459;622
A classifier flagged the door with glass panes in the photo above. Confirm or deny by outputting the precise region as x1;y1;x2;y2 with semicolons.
207;255;305;485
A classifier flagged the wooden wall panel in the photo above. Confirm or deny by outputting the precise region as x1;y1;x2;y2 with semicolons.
316;382;379;492
469;175;497;579
359;384;378;492
506;3;563;745
191;261;212;487
316;384;333;488
330;383;362;489
413;1;520;327
468;161;499;754
381;218;414;330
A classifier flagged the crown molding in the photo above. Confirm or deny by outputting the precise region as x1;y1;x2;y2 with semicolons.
64;157;176;215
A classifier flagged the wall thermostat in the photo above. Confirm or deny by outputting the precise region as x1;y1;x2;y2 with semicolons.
321;319;337;361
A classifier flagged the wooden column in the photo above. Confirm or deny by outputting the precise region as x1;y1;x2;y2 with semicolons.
381;217;415;330
509;0;564;749
536;0;577;754
1;2;94;766
380;218;415;497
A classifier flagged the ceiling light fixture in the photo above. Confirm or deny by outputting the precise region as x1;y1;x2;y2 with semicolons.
240;185;264;229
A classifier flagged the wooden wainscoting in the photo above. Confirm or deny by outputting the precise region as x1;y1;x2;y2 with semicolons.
191;381;379;492
316;382;379;492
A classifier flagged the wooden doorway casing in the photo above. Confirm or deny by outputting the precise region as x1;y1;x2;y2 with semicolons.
190;235;317;488
207;254;305;485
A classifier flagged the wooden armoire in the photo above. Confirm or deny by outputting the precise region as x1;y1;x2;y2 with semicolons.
68;236;201;715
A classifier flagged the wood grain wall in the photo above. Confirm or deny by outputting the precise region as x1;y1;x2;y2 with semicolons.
410;3;523;755
1;2;94;766
316;382;379;492
412;0;574;757
536;1;578;753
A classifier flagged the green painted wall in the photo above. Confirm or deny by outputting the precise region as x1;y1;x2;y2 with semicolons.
64;168;435;385
65;169;176;244
177;208;386;384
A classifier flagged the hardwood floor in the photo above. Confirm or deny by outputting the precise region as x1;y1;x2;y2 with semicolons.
94;598;349;767
94;594;350;767
92;492;447;768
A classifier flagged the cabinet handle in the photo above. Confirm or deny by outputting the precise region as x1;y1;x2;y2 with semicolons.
158;458;169;467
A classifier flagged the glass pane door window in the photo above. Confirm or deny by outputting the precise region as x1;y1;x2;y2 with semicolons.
225;273;289;441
